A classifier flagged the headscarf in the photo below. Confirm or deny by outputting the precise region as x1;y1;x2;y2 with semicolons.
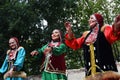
85;13;104;44
94;13;104;27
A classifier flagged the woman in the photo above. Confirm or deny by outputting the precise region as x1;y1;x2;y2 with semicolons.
30;29;67;80
64;13;120;77
0;37;26;80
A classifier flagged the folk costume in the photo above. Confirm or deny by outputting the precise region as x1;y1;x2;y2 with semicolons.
33;29;67;80
0;37;26;80
65;13;120;77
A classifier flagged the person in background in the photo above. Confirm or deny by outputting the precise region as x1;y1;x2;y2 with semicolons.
30;29;67;80
64;13;120;78
0;37;26;80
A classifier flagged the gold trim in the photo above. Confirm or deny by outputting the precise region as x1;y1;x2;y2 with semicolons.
87;44;103;76
45;69;66;75
89;44;96;75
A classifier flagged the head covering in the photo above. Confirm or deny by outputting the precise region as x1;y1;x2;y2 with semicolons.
10;37;19;47
94;13;104;27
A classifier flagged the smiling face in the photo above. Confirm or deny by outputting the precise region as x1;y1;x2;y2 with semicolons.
88;15;98;28
51;29;61;41
9;38;18;49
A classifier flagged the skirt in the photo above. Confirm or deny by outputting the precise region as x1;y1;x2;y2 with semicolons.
42;71;67;80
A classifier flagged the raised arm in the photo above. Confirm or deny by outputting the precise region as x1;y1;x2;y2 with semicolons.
64;22;85;50
100;15;120;44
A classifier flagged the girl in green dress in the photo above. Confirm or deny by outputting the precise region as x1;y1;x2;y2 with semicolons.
30;29;67;80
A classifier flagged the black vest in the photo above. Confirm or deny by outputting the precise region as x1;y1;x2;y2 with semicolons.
83;30;118;76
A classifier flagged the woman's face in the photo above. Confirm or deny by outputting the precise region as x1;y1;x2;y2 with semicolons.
88;15;97;28
9;38;18;49
51;29;60;41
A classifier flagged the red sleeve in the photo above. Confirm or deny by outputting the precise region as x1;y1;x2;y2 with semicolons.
104;25;120;44
65;33;85;50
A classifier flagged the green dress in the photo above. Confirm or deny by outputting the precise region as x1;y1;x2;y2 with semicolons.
35;43;67;80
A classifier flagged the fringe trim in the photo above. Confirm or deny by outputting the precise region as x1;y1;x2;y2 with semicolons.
4;71;27;79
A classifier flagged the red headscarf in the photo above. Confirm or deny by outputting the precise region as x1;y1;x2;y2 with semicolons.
94;13;104;27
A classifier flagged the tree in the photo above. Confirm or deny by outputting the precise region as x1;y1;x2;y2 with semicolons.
0;0;120;78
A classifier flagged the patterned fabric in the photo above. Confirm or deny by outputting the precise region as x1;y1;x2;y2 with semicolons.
0;47;26;80
65;25;120;77
83;30;118;76
85;26;99;44
36;42;67;80
8;50;17;59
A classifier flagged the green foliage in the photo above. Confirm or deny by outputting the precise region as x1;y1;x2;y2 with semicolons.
66;48;84;69
0;0;120;77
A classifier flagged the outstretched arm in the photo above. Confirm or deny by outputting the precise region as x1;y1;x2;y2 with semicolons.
104;14;120;44
102;25;120;44
64;22;75;40
64;21;85;50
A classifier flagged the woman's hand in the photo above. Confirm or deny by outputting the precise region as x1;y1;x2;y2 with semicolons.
4;68;13;78
64;21;72;33
64;21;74;40
113;14;120;34
44;47;52;55
113;21;120;33
30;50;39;56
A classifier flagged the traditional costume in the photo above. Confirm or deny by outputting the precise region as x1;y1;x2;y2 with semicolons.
0;37;26;80
33;29;67;80
65;13;120;78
